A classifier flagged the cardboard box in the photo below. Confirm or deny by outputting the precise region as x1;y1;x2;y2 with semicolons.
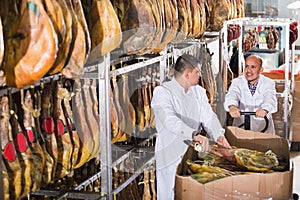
175;126;293;200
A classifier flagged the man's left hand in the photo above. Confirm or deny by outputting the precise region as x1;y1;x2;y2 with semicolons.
256;109;268;118
216;135;231;149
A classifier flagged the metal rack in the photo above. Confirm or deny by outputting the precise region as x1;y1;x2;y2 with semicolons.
221;17;296;142
0;39;214;200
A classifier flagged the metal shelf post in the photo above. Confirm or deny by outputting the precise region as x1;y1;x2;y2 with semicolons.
99;54;113;199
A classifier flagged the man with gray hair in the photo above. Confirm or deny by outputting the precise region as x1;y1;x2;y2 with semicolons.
224;54;277;134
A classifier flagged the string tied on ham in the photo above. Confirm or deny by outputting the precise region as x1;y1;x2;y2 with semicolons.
0;112;10;119
20;89;41;118
56;88;73;101
10;110;18;120
138;181;146;185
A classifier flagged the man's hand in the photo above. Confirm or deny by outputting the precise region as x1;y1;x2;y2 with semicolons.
256;109;268;118
229;105;241;118
193;134;209;152
216;135;231;149
212;136;233;161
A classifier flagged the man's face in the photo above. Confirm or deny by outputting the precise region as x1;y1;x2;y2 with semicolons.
187;67;201;86
244;56;263;83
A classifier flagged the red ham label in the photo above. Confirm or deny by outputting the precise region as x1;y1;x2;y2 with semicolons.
3;142;17;162
42;117;55;134
56;120;65;136
26;127;35;143
15;133;28;152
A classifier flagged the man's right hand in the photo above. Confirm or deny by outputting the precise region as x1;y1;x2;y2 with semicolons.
229;105;241;118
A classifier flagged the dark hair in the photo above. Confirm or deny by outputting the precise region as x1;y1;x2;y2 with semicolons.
174;54;200;77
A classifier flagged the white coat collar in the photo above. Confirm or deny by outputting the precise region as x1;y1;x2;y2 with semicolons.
164;77;194;96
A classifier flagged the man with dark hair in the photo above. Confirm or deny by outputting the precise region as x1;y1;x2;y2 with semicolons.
224;54;277;133
151;54;231;199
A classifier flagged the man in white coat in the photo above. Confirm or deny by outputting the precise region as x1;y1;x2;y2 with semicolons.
224;54;277;134
151;54;231;200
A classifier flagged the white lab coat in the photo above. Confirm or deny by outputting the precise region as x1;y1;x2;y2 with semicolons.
224;74;277;134
151;78;224;200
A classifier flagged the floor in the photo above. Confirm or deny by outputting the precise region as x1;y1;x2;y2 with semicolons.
291;151;300;197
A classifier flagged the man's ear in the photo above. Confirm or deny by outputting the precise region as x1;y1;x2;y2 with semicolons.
259;67;264;73
183;70;189;79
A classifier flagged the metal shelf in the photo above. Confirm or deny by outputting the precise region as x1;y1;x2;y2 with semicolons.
112;155;155;195
0;40;207;200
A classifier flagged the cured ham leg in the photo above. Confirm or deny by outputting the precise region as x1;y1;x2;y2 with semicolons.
52;81;73;179
137;79;145;133
147;0;164;52
43;0;67;75
21;89;45;191
61;0;86;79
150;166;156;200
32;87;55;185
111;71;127;143
1;162;9;200
119;74;136;137
89;79;100;158
110;85;120;143
142;169;151;200
9;93;35;198
196;0;206;38
81;79;99;157
146;67;155;129
0;96;20;200
41;82;58;183
141;71;150;130
61;80;80;173
86;0;121;57
4;0;58;88
72;79;94;168
121;0;156;55
72;0;91;56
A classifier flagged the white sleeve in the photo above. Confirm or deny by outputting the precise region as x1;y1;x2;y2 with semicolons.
197;87;225;142
223;79;241;111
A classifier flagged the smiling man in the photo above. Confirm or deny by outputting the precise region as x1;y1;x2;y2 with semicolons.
224;54;278;134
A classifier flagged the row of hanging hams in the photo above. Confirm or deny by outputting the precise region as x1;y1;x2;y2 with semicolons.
227;24;241;43
112;0;244;55
0;64;159;199
0;79;103;199
0;0;245;89
266;26;279;50
113;158;156;200
205;0;245;31
110;64;159;144
0;0;121;88
196;45;217;106
243;22;298;52
290;21;299;48
243;28;259;52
